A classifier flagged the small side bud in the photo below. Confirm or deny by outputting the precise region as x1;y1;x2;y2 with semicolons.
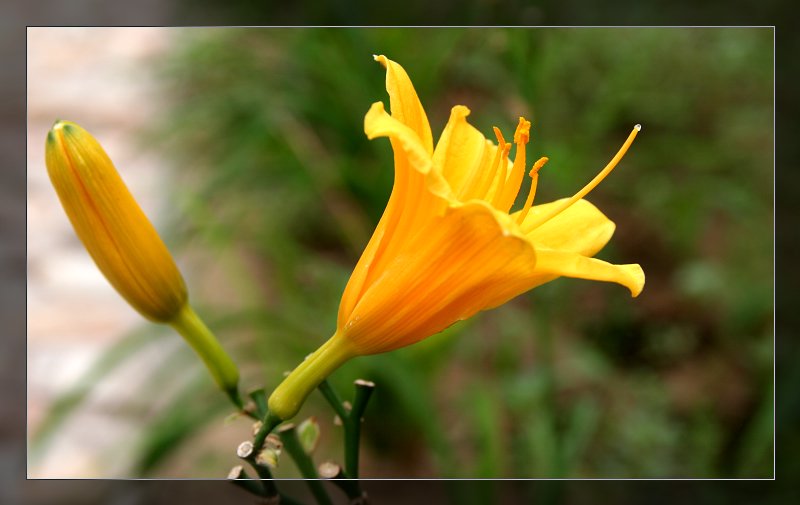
256;450;279;469
297;417;321;454
256;435;283;469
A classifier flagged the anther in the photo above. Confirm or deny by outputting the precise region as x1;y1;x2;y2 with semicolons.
530;156;549;176
495;117;531;212
513;117;531;144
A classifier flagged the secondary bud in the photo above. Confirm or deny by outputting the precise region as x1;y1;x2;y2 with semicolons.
45;120;240;398
45;120;187;322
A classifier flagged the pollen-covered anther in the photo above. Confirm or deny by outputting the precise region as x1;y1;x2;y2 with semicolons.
513;117;531;145
530;156;548;176
495;116;532;212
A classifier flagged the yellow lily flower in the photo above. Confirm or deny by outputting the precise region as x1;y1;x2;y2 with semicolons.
45;120;240;401
268;56;644;420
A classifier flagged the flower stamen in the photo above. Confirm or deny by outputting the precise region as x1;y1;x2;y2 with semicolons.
478;127;509;202
522;124;641;233
494;117;531;212
494;127;506;145
515;156;549;225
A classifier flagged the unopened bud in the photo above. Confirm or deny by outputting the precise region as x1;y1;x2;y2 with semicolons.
45;120;186;322
45;120;240;396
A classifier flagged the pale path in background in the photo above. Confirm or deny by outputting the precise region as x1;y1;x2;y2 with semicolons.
27;28;173;478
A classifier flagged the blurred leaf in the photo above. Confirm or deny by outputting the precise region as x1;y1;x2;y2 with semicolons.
735;381;775;477
134;374;230;475
561;396;600;476
363;353;458;476
468;383;504;479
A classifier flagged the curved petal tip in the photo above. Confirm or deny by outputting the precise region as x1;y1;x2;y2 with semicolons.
624;264;645;297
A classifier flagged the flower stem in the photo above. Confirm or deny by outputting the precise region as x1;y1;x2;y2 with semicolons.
268;334;354;421
227;465;265;496
318;379;375;479
236;440;279;498
253;410;283;453
169;304;241;408
317;378;375;495
318;461;366;503
278;424;334;505
248;388;269;419
318;379;348;421
345;379;375;479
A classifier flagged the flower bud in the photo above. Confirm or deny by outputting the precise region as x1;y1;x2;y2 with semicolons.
45;120;186;322
45;120;240;398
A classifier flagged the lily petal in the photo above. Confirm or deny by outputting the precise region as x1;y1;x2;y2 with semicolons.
339;102;445;326
520;198;616;256
364;102;434;178
344;201;537;354
374;54;434;156
433;105;510;201
531;248;645;297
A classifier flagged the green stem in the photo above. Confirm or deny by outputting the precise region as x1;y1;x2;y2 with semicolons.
253;410;283;453
249;461;278;497
169;304;241;408
318;379;349;421
239;411;312;504
318;462;365;502
268;334;354;421
317;380;373;499
228;465;265;496
279;424;334;505
237;441;279;498
345;380;375;479
248;388;269;419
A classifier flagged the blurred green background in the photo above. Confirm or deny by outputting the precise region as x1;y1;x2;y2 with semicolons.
33;28;773;486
